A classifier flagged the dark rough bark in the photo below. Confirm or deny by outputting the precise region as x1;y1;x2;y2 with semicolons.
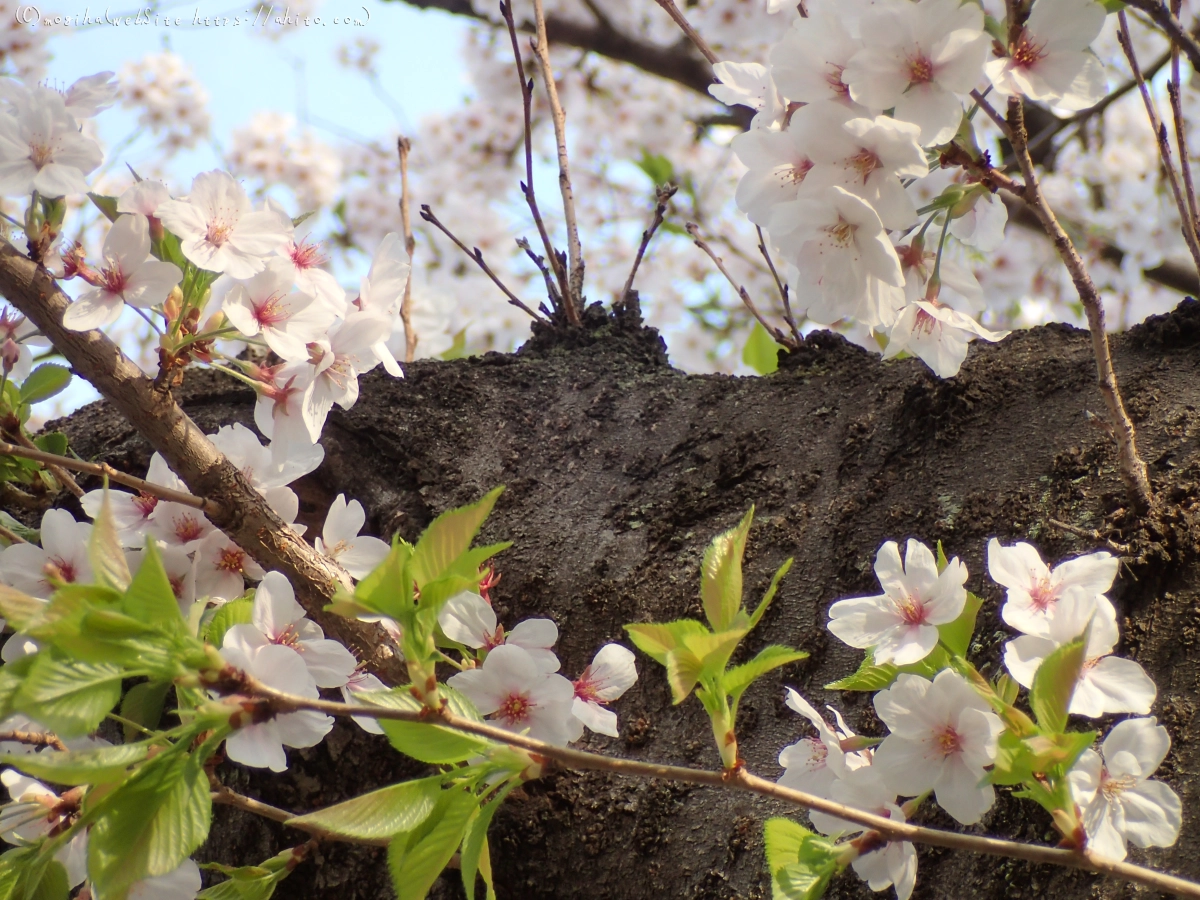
48;299;1200;900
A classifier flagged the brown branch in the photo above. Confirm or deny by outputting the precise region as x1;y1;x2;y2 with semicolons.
1124;0;1200;74
1168;0;1199;244
686;223;797;350
244;682;1200;899
0;241;407;684
0;729;67;751
1004;98;1154;514
651;0;719;65
0;440;216;514
397;137;417;365
755;226;801;345
1047;518;1130;555
419;205;546;322
618;183;677;307
531;0;585;323
970;89;1014;141
3;429;84;498
211;785;390;848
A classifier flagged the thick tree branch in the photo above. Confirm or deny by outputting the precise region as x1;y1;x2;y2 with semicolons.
0;241;407;684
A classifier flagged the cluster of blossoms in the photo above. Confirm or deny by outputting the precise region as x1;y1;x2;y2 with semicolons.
228;111;344;209
778;537;1179;899
118;52;211;153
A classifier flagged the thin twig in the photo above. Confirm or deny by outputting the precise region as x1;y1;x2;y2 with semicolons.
1047;519;1130;555
686;223;797;350
501;0;570;310
0;523;25;544
4;430;84;498
419;205;546;322
1168;0;1199;246
1117;11;1200;277
969;89;1013;141
755;226;801;345
0;441;218;515
530;0;586;323
1124;0;1200;74
516;237;562;315
239;681;1200;899
0;729;67;751
650;0;719;64
618;183;677;307
396;137;417;364
1004;97;1154;514
211;785;390;848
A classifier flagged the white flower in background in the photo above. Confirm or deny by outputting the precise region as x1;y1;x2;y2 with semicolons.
987;539;1118;637
119;52;211;152
0;508;92;598
1004;593;1156;717
872;670;1003;825
149;501;215;552
807;767;917;900
219;633;334;772
192;531;264;603
777;688;868;797
949;192;1008;252
300;310;394;441
843;0;989;146
438;590;561;672
447;644;576;745
771;185;904;327
223;265;332;362
0;88;103;197
985;0;1108;111
353;231;412;377
568;643;638;739
340;668;388;735
1068;717;1182;861
315;494;390;579
0;769;89;887
383;283;456;363
230;112;342;208
884;300;1009;378
223;571;357;689
769;9;867;110
117;179;171;220
708;61;786;130
62;214;183;331
128;858;202;900
60;71;119;119
251;361;318;458
827;539;967;666
156;170;291;278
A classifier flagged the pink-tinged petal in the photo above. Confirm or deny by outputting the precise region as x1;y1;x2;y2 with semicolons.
32;164;91;198
571;698;619;737
155;199;209;241
955;705;1002;771
1029;0;1106;50
438;591;497;649
297;637;358;688
323;494;363;545
873;540;905;586
123;261;183;309
446;668;503;715
220;624;269;654
925;558;968;624
873;673;932;736
1082;793;1128;860
893;83;963;146
56;832;89;888
1073;657;1155;717
508;617;559;651
1052;550;1117;597
226;723;288;772
62;290;123;332
586;644;638;700
828;593;902;649
987;538;1047;591
337;537;390;580
876;623;937;666
252;571;305;638
104;213;150;273
872;734;941;797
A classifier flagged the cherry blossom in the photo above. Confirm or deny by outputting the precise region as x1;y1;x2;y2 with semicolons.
438;590;561;672
340;668;388;735
987;539;1118;637
807;767;917;900
270;238;345;317
872;670;1003;825
314;493;390;579
0;769;89;887
299;310;395;442
156;170;291;278
949;191;1008;252
827;539;967;666
219;632;334;772
883;299;1009;378
568;643;638;739
62;213;183;332
80;453;182;547
0;508;92;599
128;859;202;900
222;571;357;689
730;105;823;226
60;72;119;119
984;0;1109;111
843;0;989;146
708;61;786;129
251;361;317;457
1068;717;1182;861
0;88;102;197
192;531;264;603
352;232;412;377
117;179;171;220
768;9;867;111
209;422;322;531
777;688;868;797
149;501;215;553
1004;593;1156;718
223;266;332;362
446;644;576;745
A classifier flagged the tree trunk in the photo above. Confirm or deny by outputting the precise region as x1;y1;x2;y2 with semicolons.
48;299;1200;900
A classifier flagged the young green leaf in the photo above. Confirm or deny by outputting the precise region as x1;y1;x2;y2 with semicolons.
748;558;793;629
825;653;899;692
123;539;185;631
120;680;171;741
763;818;839;900
410;487;504;588
623;619;707;666
87;192;121;222
0;584;50;633
205;599;254;649
19;364;71;405
344;542;414;620
1030;636;1087;734
365;685;491;764
724;646;808;703
88;488;132;593
387;788;478;900
286;776;442;840
743;322;781;375
937;592;983;658
14;656;123;738
196;848;298;900
664;629;745;704
460;782;517;900
700;508;753;631
1;741;149;786
32;432;68;458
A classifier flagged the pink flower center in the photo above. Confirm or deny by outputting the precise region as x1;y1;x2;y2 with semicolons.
173;513;205;543
896;594;929;626
289;239;328;271
907;53;934;85
935;726;963;756
497;692;531;726
252;292;289;328
273;624;301;648
574;668;601;703
1011;31;1048;71
825;64;851;100
0;307;24;339
45;556;77;583
216;546;247;573
913;307;940;336
482;625;506;651
1100;767;1137;800
99;260;129;296
1029;578;1058;612
168;575;186;599
784;158;814;186
849;148;881;184
205;220;233;247
133;493;158;517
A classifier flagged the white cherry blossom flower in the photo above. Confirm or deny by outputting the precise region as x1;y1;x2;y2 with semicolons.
807;767;917;900
769;9;868;111
1068;717;1182;861
844;0;990;146
778;688;868;797
568;643;638;739
223;571;357;689
0;769;89;887
62;72;119;119
893;237;984;311
80;454;181;547
770;185;904;327
446;644;576;745
223;266;332;362
209;422;322;531
192;531;264;603
117;179;171;219
148;501;215;552
708;61;786;130
0;508;92;598
984;0;1108;111
352;232;411;377
884;300;1009;378
949;192;1008;252
872;670;1003;825
341;669;388;735
438;590;560;673
129;858;202;900
315;493;389;579
219;633;334;772
987;539;1118;637
156;170;291;278
62;213;183;331
1004;593;1155;718
0;89;102;197
270;239;345;316
251;361;317;457
300;310;394;441
827;539;967;666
